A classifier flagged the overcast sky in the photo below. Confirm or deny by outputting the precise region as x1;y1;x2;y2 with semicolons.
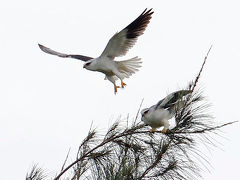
0;0;239;179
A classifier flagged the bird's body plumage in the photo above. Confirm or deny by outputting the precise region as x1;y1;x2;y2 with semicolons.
141;90;192;133
142;107;172;129
38;9;153;94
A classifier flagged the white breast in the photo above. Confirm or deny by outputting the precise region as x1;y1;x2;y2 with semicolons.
95;58;116;74
143;108;172;129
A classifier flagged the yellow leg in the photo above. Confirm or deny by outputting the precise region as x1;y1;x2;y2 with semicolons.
150;128;156;133
114;84;120;94
121;80;126;88
161;128;167;134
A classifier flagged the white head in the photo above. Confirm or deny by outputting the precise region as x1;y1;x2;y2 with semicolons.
83;59;96;71
141;108;150;122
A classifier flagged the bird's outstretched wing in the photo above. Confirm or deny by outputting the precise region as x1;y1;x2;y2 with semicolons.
38;44;93;62
100;8;154;60
155;90;192;110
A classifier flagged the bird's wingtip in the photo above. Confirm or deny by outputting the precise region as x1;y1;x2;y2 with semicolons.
38;43;44;49
144;8;154;14
38;44;49;53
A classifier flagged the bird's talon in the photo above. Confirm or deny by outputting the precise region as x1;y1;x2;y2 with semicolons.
150;128;156;134
121;81;126;88
114;85;120;94
161;128;167;134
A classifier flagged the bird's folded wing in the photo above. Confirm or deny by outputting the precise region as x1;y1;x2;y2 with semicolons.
155;90;192;109
99;8;153;60
38;44;93;62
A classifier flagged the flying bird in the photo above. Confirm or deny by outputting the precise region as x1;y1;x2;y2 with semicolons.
141;90;192;133
38;8;153;94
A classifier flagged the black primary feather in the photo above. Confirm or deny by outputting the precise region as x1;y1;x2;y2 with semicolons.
124;8;154;39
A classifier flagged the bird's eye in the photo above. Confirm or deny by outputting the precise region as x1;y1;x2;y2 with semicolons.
143;110;149;115
85;62;91;66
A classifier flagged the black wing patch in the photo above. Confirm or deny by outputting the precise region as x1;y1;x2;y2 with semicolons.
124;8;154;39
155;90;192;110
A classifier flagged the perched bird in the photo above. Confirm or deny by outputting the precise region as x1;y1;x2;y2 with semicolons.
141;90;192;133
38;9;153;94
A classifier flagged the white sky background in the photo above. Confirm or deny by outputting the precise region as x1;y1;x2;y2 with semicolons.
0;0;239;179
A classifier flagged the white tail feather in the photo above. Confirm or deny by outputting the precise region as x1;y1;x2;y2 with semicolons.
116;57;142;78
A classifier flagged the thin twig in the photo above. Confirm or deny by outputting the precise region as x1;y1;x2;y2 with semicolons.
61;148;71;172
191;45;212;92
134;98;144;125
171;121;238;134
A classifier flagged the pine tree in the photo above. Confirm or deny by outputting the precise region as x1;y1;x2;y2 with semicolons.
26;47;236;180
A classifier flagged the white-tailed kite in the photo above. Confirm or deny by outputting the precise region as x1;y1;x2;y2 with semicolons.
38;9;153;94
141;90;192;133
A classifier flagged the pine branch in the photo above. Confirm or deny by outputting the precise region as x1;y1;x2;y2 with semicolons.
26;164;47;180
61;148;71;172
190;45;212;92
